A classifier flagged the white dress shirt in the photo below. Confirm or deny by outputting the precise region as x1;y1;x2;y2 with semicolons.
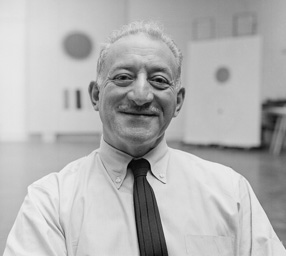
4;137;286;255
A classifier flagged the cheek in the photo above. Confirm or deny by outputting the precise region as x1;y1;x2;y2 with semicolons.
98;87;124;121
158;93;177;119
98;91;113;122
98;85;115;109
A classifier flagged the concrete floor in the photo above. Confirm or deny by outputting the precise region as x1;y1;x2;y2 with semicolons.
0;136;286;254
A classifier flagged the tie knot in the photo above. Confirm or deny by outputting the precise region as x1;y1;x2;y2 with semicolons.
129;158;150;178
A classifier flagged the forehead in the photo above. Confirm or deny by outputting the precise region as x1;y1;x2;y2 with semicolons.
103;33;177;74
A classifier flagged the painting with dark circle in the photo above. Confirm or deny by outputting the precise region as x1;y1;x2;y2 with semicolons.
215;67;230;83
63;32;93;60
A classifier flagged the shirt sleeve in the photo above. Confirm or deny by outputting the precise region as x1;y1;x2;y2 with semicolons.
3;182;67;256
237;176;286;256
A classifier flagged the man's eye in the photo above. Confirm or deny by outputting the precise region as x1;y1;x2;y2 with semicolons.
114;74;133;81
149;76;171;89
153;77;168;83
112;74;134;86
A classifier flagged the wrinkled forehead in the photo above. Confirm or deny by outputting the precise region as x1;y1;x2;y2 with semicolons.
102;33;178;75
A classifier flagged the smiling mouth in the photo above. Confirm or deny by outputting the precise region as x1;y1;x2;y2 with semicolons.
118;105;161;116
121;111;157;117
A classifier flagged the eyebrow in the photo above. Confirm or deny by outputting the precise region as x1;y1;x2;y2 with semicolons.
109;62;173;78
149;66;172;75
109;63;137;74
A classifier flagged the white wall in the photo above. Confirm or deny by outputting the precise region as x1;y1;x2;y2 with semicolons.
260;0;286;99
128;0;286;102
26;0;127;141
0;0;286;141
128;0;264;140
0;0;27;141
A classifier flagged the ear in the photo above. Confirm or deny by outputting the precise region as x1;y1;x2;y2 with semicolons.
173;87;185;117
88;81;100;111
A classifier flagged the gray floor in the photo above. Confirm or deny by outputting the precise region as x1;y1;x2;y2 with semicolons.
1;136;286;254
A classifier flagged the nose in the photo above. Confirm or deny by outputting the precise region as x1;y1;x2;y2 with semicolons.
127;74;154;106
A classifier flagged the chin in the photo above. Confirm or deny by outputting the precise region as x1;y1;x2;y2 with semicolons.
120;129;157;145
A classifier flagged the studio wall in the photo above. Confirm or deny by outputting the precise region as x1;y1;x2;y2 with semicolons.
1;0;286;142
26;0;127;141
260;0;286;99
128;0;264;141
0;0;27;141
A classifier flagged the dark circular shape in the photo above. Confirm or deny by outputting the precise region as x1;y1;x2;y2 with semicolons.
63;32;93;60
215;67;230;83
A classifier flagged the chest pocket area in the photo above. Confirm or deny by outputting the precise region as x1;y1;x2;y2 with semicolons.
185;235;234;256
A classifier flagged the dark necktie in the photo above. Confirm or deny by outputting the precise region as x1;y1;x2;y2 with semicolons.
129;158;168;256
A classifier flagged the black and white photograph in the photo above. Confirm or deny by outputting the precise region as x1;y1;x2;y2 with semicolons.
0;0;286;255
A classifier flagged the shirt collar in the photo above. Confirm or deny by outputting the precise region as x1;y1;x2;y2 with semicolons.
98;137;169;189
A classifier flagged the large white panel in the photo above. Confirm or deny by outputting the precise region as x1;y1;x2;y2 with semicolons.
184;36;262;147
0;0;27;141
27;0;127;138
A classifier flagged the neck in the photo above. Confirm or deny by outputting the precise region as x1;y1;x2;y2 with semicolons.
104;136;164;158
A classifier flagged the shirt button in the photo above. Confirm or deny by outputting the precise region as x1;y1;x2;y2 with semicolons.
159;173;165;179
115;177;122;184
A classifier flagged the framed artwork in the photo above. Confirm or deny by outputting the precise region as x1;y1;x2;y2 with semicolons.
233;12;257;36
192;17;215;41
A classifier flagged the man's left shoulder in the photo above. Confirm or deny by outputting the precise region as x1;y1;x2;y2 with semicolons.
169;147;236;172
168;147;242;192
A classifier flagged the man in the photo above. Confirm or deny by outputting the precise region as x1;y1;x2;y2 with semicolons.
4;21;286;255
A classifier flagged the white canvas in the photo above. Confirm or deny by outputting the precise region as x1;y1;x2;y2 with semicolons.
183;36;262;147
